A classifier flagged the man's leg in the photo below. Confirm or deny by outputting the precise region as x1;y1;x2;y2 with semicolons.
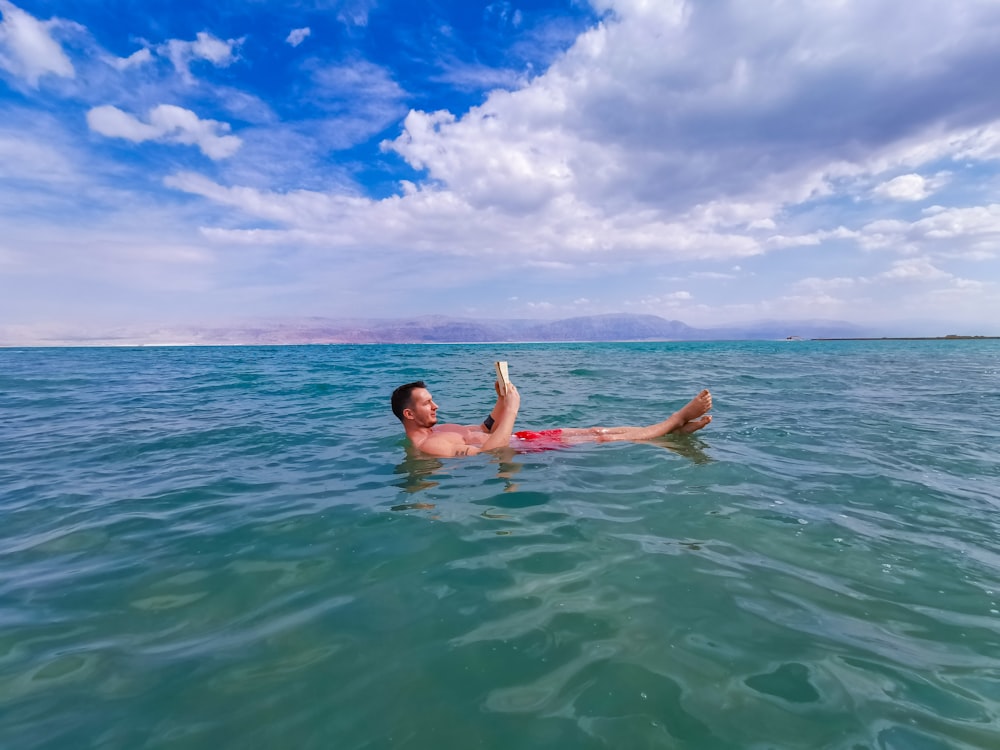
677;415;712;434
558;389;713;442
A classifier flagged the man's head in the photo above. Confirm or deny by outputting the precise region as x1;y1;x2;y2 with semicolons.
391;381;435;425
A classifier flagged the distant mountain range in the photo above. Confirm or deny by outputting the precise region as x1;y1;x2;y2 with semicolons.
280;314;873;344
3;314;879;346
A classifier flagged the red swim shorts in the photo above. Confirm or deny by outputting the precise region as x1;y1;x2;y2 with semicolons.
513;429;565;451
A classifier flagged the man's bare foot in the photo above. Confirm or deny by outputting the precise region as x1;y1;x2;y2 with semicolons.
676;389;712;422
679;415;712;434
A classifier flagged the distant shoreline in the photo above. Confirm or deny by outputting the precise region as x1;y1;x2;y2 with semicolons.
4;335;1000;348
811;336;1000;341
4;314;998;347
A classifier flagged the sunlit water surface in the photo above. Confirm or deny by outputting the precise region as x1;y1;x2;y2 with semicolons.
2;341;999;749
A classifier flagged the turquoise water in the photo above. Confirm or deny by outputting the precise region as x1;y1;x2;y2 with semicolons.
2;341;999;749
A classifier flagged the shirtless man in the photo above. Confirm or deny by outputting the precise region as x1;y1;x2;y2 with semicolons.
391;379;713;458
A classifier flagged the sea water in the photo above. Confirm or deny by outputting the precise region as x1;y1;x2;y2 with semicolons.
1;341;999;749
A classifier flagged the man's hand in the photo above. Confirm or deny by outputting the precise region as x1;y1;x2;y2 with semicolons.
498;381;520;412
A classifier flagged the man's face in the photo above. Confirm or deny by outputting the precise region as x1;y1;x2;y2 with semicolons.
407;387;438;427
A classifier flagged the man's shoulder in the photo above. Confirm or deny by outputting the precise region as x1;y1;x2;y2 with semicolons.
414;429;466;448
413;430;477;458
431;422;469;435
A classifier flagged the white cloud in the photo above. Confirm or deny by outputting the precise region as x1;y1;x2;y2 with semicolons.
873;172;950;201
117;0;1000;328
160;31;239;83
767;227;859;249
335;0;377;27
106;47;152;71
164;169;765;264
526;259;574;270
796;260;954;291
7;0;1000;333
312;59;405;101
950;278;987;290
0;0;74;86
879;258;951;282
690;271;737;280
63;0;999;291
626;290;696;310
858;204;1000;254
874;173;930;201
286;27;310;47
794;276;858;293
912;204;1000;240
431;62;527;93
0;129;77;183
87;105;242;159
951;123;1000;162
374;0;1000;263
310;60;408;149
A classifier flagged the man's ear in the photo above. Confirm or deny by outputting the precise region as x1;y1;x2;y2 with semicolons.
402;407;415;421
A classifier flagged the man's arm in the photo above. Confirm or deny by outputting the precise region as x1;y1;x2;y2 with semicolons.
418;383;520;457
476;380;505;433
478;383;519;450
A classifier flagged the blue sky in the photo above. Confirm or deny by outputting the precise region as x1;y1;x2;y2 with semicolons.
2;0;1000;341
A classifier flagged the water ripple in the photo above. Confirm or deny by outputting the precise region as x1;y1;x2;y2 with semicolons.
2;341;1000;748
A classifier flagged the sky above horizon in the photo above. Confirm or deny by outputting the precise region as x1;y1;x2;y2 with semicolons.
2;0;1000;338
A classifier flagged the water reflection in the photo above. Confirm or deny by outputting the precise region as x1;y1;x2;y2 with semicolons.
492;449;523;493
652;435;713;464
393;437;710;502
392;453;444;497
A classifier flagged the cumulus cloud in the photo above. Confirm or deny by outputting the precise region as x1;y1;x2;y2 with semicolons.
379;0;1000;245
106;47;152;71
286;27;310;47
14;0;992;328
0;0;74;86
794;259;976;294
874;174;931;201
879;258;951;282
138;0;1000;295
767;227;859;249
165;170;762;262
912;204;1000;240
873;172;950;201
87;105;242;159
5;0;1000;334
160;31;239;83
858;204;1000;254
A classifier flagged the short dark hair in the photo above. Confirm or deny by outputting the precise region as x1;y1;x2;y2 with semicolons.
391;381;426;422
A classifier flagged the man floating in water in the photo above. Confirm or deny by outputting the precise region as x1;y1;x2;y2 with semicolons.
391;379;712;458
